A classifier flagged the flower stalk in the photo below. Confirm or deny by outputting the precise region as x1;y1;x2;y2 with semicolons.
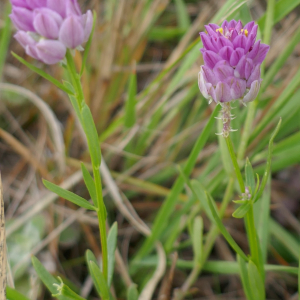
65;50;108;281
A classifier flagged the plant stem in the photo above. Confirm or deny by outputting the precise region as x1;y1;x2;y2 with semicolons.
225;135;245;193
66;50;108;281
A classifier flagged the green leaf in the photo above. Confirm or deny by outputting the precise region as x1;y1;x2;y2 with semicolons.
248;260;265;300
205;192;248;261
107;222;118;286
258;0;300;28
127;284;139;300
11;52;74;95
31;256;69;300
192;216;203;265
81;104;101;168
232;202;251;219
124;72;137;128
81;162;97;207
237;255;253;300
0;3;11;79
43;179;96;211
134;106;219;260
174;0;190;29
89;261;110;300
269;218;300;260
6;287;31;300
245;158;255;195
80;10;97;76
254;119;281;202
86;250;102;297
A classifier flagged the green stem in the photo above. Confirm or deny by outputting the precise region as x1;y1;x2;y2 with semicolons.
66;50;108;281
94;167;108;281
225;136;245;193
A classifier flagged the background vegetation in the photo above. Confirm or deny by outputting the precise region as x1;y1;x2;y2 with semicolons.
1;0;300;299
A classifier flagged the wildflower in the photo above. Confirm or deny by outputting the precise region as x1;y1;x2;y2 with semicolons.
10;0;93;64
198;20;269;136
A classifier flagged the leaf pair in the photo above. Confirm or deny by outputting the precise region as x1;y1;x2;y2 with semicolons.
86;222;118;299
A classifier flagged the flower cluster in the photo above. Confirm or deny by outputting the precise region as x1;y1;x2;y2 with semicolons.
10;0;93;64
198;20;269;105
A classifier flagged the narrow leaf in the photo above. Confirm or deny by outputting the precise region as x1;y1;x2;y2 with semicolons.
127;284;139;300
81;104;101;168
254;119;281;202
245;158;255;194
124;71;137;128
248;260;265;300
205;192;248;261
6;287;31;300
86;250;102;297
31;256;69;300
12;52;74;95
107;222;118;287
192;216;203;265
232;202;251;219
89;261;110;300
237;255;253;300
134;106;219;259
43;179;96;211
81;163;97;207
174;0;190;29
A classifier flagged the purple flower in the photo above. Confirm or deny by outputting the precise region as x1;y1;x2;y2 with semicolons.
10;0;93;65
198;20;269;105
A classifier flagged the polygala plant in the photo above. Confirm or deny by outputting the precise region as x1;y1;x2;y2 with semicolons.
5;0;297;298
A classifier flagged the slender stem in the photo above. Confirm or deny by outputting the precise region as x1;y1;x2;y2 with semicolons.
225;136;245;193
66;51;108;281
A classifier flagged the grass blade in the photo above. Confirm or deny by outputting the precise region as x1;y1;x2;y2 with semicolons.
6;287;31;300
134;106;219;259
124;71;137;128
237;255;253;300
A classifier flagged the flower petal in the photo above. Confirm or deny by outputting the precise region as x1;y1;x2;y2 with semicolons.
36;39;66;64
203;50;222;69
59;16;84;48
242;80;261;103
